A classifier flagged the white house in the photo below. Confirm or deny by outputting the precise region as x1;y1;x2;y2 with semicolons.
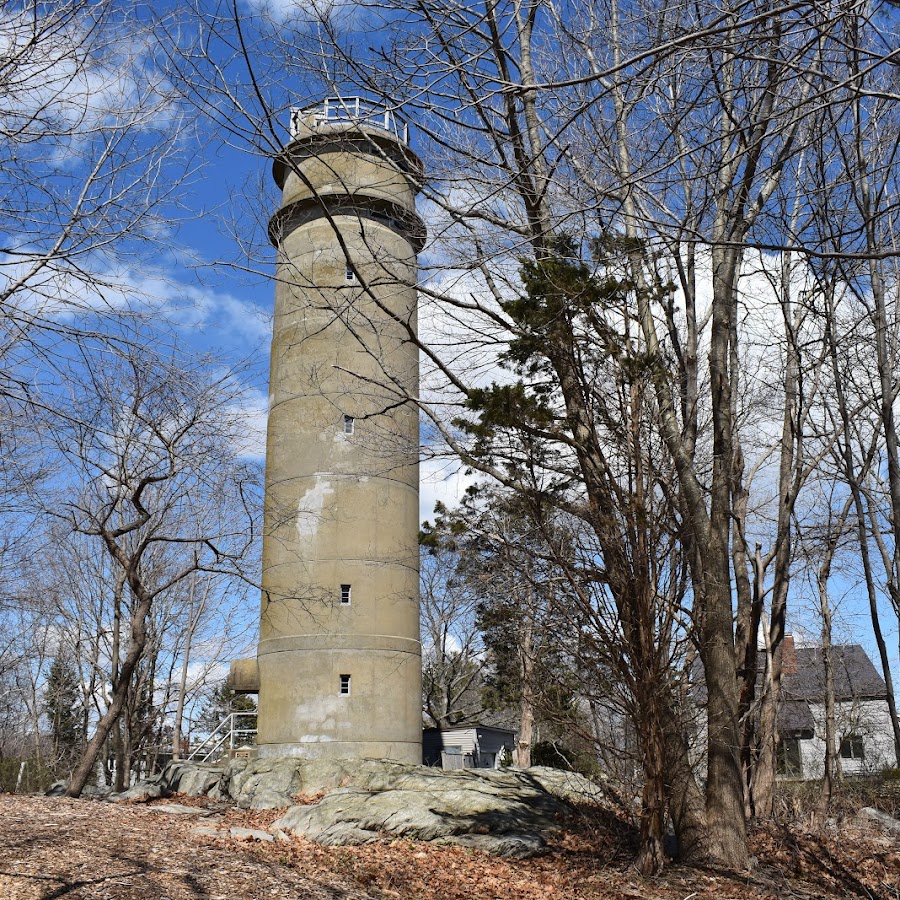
774;638;897;778
691;636;897;779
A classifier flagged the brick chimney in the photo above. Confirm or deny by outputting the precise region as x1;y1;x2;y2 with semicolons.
782;633;797;676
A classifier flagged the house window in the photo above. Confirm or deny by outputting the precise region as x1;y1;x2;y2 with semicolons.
777;738;802;777
345;266;356;282
339;674;351;695
343;414;355;435
340;584;351;605
840;734;865;760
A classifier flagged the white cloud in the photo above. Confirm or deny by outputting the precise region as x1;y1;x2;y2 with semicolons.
238;0;363;26
0;251;271;348
227;385;269;461
154;278;271;346
419;456;477;524
0;7;176;149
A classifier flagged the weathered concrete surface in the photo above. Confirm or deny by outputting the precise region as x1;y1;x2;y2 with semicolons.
228;657;260;693
256;105;425;763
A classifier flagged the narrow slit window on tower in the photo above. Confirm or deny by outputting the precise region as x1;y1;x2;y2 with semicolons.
340;583;352;605
339;674;351;695
343;414;355;435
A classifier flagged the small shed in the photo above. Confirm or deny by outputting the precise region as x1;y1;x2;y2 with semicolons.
423;725;517;769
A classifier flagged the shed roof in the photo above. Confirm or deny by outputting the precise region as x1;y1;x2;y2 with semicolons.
778;699;815;737
423;723;517;737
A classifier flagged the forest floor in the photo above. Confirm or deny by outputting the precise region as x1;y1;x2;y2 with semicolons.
0;790;899;900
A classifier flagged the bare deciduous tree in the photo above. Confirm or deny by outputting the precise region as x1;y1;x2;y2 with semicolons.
418;539;484;729
30;344;260;797
0;1;190;394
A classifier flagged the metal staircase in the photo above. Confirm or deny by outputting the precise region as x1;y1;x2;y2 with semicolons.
187;712;257;763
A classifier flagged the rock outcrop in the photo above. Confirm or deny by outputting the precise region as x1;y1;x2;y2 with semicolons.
270;767;575;857
102;757;607;858
859;806;900;836
159;761;226;799
119;781;163;803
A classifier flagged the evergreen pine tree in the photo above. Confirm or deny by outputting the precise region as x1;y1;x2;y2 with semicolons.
197;682;256;734
44;654;83;768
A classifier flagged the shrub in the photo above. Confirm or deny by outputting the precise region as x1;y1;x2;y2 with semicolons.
0;757;55;793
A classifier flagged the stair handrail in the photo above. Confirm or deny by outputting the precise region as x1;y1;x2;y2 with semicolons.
187;711;258;762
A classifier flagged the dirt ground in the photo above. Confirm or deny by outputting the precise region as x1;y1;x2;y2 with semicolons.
1;793;898;900
0;795;380;900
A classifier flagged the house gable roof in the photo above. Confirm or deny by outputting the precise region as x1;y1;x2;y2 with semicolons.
784;645;888;703
690;640;888;713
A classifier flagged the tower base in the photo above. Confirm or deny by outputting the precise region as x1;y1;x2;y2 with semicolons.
255;740;422;764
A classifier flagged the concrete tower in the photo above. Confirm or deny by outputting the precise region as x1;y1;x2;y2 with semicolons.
254;98;425;762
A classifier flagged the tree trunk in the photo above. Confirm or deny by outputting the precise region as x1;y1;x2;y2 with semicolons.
636;709;667;876
633;647;675;874
67;591;151;797
818;567;840;814
605;5;751;865
172;576;203;760
515;606;535;768
754;247;804;819
700;614;748;868
662;701;707;865
702;245;749;869
732;483;757;817
113;718;126;793
859;538;900;764
754;644;778;818
172;652;191;762
122;695;133;788
737;546;766;816
69;675;132;796
823;271;900;767
111;569;126;791
852;49;900;767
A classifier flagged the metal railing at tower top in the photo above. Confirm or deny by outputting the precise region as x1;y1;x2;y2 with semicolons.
291;97;410;144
